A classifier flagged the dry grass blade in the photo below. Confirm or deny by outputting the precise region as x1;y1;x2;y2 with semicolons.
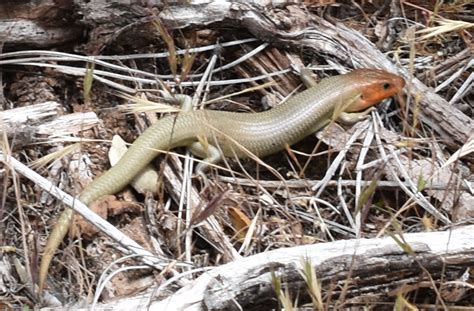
117;92;180;114
417;17;473;40
388;220;414;255
442;134;474;168
203;81;275;105
356;177;378;213
29;143;81;169
190;188;232;227
238;208;259;254
416;173;427;192
179;34;196;82
83;62;94;103
35;136;106;144
153;18;177;76
271;271;294;310
281;286;295;310
271;270;282;298
299;257;323;310
395;293;419;311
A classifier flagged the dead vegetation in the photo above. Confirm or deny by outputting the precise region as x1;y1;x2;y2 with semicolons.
0;1;473;309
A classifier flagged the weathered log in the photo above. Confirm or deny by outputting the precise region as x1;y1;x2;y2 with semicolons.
96;225;474;310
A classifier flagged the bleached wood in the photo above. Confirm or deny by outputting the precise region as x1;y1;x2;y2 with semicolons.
37;112;100;136
0;0;80;47
1;101;99;139
92;225;474;310
0;20;79;47
0;101;60;136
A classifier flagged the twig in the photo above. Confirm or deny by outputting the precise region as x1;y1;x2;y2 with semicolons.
217;176;472;191
0;152;190;274
372;114;451;224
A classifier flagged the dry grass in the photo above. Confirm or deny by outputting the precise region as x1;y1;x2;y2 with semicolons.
0;0;472;309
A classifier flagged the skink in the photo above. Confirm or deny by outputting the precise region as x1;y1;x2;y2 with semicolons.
39;69;405;292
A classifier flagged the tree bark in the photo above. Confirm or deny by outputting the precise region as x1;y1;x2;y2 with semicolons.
0;0;80;48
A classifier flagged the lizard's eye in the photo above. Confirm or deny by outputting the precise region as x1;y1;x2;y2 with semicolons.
383;82;391;90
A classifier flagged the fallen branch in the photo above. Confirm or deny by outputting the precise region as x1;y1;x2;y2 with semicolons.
97;225;474;310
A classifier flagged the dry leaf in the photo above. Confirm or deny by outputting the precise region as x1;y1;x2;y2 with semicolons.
228;207;251;242
70;195;141;239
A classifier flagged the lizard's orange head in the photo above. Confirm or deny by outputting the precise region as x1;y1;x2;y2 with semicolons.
345;69;405;112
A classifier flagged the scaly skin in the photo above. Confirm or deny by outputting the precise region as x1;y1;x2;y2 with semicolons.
39;69;405;292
